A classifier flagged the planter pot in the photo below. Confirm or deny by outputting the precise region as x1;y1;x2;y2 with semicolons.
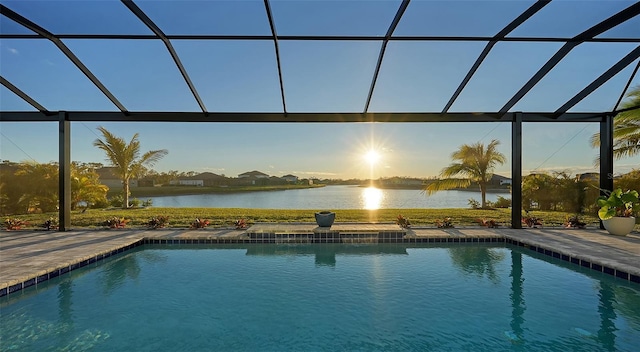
602;216;636;236
315;211;335;227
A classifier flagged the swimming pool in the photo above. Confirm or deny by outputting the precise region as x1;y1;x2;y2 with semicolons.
1;244;639;351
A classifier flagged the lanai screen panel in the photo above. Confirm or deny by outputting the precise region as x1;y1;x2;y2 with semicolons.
1;0;638;118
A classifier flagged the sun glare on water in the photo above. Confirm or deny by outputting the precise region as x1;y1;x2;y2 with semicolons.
363;187;383;210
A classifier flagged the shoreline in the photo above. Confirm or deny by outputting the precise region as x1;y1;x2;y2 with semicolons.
115;184;326;198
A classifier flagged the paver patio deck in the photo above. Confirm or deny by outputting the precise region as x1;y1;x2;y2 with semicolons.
1;224;639;297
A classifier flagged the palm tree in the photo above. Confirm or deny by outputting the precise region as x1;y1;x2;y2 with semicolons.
591;86;640;160
93;127;168;209
70;163;108;210
425;139;506;208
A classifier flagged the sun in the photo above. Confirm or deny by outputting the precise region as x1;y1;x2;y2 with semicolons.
364;150;381;165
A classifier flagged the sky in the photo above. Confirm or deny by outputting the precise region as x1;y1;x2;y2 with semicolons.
1;0;639;179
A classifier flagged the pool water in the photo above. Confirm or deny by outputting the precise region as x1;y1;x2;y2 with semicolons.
1;244;639;351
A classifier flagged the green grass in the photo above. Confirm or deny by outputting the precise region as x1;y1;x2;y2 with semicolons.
4;208;602;230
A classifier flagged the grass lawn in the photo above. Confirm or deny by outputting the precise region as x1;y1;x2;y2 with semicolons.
4;208;602;230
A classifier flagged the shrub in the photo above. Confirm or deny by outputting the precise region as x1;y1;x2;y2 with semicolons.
129;198;141;208
522;211;543;228
468;199;481;209
396;214;411;228
477;218;500;228
564;215;586;229
4;218;27;230
109;195;124;208
190;218;210;229
234;218;248;229
92;198;110;209
493;196;511;208
43;218;58;230
435;217;454;228
103;217;128;229
147;215;169;229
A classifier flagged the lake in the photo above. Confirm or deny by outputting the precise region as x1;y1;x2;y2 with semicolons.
146;185;508;209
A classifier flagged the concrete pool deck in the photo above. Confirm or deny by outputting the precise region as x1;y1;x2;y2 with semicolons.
1;224;639;296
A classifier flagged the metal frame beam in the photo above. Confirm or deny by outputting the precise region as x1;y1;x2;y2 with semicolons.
613;59;640;111
0;4;128;113
263;0;287;114
553;45;640;117
58;112;71;231
0;76;49;113
122;0;207;113
2;33;639;43
599;115;614;229
0;111;606;123
363;0;410;113
442;0;550;113
499;2;640;116
511;112;523;228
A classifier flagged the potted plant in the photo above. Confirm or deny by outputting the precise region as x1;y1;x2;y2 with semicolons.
596;188;639;236
315;211;335;227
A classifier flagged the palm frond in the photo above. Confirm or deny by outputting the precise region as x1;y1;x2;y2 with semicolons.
592;86;640;160
424;178;471;195
140;149;169;167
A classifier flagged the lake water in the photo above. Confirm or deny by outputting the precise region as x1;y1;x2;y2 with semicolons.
147;185;508;209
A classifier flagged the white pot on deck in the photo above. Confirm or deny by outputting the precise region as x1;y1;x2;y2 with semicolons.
602;216;636;236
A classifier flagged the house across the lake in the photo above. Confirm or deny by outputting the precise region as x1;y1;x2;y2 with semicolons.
173;172;229;187
96;167;137;189
281;174;298;183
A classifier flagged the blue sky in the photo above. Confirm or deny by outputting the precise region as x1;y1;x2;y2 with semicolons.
1;0;639;179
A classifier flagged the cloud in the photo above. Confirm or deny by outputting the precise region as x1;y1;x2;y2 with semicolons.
8;48;19;55
292;170;339;176
201;167;225;173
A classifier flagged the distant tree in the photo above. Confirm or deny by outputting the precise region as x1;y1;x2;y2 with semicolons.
591;86;640;161
615;169;640;194
425;139;506;208
522;173;556;210
93;127;168;209
14;161;59;213
521;171;600;213
0;163;27;215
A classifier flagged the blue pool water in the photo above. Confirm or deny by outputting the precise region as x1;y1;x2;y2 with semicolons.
1;244;639;351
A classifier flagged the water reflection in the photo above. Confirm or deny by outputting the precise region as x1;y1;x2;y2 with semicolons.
362;187;383;210
598;282;617;350
246;244;408;267
510;252;525;342
447;246;506;283
100;251;167;295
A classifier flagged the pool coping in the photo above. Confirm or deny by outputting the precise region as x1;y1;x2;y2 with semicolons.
1;225;639;297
